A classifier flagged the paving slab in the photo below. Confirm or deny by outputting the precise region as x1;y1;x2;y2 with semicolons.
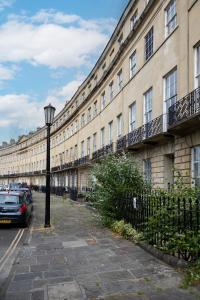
2;192;200;300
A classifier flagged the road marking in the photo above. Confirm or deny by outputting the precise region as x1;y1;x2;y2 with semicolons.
0;229;24;272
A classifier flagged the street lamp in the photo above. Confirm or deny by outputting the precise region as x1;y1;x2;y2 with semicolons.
44;103;56;227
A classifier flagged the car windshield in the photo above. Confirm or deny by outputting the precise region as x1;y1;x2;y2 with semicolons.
0;195;19;205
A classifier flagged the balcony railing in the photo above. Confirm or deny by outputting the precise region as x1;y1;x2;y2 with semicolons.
92;143;113;160
168;87;200;127
128;114;166;147
116;135;127;151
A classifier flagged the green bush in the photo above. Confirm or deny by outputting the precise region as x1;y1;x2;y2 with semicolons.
111;220;142;242
88;153;146;220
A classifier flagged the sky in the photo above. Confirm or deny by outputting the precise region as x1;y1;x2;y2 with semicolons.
0;0;129;144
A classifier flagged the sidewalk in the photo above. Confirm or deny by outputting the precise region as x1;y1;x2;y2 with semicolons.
3;192;200;300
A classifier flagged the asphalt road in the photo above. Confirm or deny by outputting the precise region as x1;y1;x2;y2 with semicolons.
0;225;27;299
0;227;20;258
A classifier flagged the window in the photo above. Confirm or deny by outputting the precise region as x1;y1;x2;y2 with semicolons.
101;92;106;110
100;127;105;147
71;123;74;135
82;92;85;101
117;114;123;137
75;120;78;132
129;102;136;132
118;70;123;91
74;145;78;159
195;45;200;88
130;51;136;78
70;147;73;160
118;33;123;46
164;68;177;112
94;75;98;86
144;88;152;124
143;159;151;183
81;141;84;158
87;107;91;122
81;113;85;127
109;81;114;101
108;121;113;144
93;133;97;151
145;27;153;61
192;146;200;186
165;0;177;36
87;137;91;156
93;101;98;117
130;11;138;30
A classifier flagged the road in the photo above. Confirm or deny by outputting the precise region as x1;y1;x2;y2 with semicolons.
0;226;27;299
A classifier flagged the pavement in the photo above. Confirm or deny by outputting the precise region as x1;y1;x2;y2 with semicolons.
2;191;200;300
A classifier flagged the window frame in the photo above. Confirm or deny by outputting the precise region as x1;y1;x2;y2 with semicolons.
195;44;200;89
130;51;137;78
129;102;136;132
117;114;123;138
144;88;153;124
144;27;154;61
165;0;177;37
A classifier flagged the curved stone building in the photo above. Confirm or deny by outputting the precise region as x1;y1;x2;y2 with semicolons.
0;0;200;192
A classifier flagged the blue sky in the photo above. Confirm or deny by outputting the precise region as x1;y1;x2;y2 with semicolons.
0;0;128;144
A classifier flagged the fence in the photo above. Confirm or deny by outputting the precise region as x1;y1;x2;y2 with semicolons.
118;191;200;261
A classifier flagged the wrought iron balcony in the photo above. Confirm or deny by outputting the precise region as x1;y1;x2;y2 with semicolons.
116;135;127;152
128;114;168;148
92;143;113;160
168;87;200;132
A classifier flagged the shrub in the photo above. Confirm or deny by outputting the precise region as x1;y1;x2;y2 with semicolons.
89;153;147;220
111;220;142;242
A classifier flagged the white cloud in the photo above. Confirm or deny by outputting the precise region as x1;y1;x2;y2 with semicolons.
0;64;16;81
0;0;13;11
0;10;116;69
0;94;43;130
32;9;80;25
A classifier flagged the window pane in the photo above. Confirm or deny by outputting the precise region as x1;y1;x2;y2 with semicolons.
145;28;153;61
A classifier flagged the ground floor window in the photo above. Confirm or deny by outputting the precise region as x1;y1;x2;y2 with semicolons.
192;146;200;186
143;159;151;183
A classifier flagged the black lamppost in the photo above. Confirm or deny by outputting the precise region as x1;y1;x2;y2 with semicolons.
44;103;56;228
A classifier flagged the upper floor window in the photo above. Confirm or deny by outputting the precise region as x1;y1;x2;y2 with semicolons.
144;88;153;124
101;92;106;110
109;81;114;101
164;68;177;112
130;51;136;78
74;145;78;159
82;92;85;102
87;137;91;156
145;27;153;61
81;113;85;127
93;133;97;151
87;107;91;122
129;102;136;132
93;101;98;117
94;75;98;86
100;127;105;147
118;70;123;91
118;33;123;46
81;141;84;158
165;0;177;36
108;121;113;144
195;45;200;88
75;120;78;132
130;10;138;30
117;114;123;138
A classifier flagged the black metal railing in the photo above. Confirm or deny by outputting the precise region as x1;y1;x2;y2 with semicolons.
144;114;164;139
92;143;113;160
116;135;127;151
118;191;200;261
128;126;143;146
168;87;200;127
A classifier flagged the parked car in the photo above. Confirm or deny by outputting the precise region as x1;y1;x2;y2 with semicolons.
0;191;33;227
10;187;32;203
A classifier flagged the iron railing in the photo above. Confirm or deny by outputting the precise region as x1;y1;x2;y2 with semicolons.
168;87;200;127
92;143;113;160
119;191;200;261
116;135;127;151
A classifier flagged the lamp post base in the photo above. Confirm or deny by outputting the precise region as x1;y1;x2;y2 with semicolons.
44;223;51;228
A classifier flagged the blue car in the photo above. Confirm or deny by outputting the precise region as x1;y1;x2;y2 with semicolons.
0;191;33;227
